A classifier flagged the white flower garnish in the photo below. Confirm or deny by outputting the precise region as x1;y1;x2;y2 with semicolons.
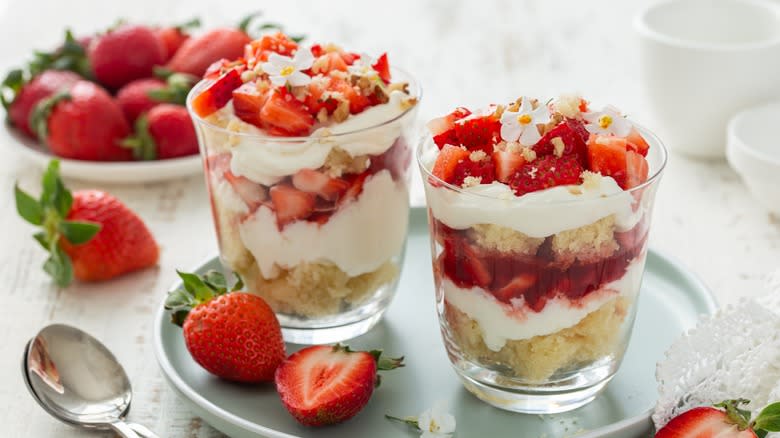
500;97;550;146
347;53;378;79
386;400;456;438
583;105;632;137
261;48;314;87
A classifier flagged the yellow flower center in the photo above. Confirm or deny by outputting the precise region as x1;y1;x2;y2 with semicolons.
280;66;295;77
598;115;613;129
517;114;532;125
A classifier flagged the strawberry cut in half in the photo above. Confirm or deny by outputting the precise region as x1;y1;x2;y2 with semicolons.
232;82;268;128
427;107;472;149
292;168;349;202
492;149;526;183
224;171;267;212
509;154;584;197
269;184;316;228
431;144;470;184
533;118;590;163
260;88;315;136
655;399;780;438
191;68;243;117
453;113;501;152
275;344;404;427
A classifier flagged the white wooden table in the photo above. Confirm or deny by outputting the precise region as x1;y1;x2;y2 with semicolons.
2;1;778;436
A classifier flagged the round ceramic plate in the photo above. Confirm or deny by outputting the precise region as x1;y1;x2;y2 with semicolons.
3;125;202;183
153;210;717;438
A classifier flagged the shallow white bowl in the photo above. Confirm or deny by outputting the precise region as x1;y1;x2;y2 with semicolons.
727;101;780;214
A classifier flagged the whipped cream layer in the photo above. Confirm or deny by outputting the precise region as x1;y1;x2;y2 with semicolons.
420;135;660;237
239;170;409;278
443;257;645;350
223;90;410;186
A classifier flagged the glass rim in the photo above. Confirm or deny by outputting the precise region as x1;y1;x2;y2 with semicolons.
416;121;668;205
185;65;422;142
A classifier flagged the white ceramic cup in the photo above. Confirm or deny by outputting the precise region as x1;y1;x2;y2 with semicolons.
634;0;780;158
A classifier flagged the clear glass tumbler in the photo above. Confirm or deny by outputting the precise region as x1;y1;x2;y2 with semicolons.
418;128;667;413
188;69;420;344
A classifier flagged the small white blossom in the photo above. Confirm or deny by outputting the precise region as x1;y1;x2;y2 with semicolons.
347;53;379;79
261;48;314;87
417;400;456;438
500;97;550;146
583;105;632;137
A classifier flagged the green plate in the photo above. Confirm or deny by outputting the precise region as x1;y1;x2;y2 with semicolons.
153;209;717;438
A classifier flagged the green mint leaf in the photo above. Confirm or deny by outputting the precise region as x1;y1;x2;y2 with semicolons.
59;220;100;245
15;184;43;225
176;270;214;302
754;402;780;432
44;244;73;287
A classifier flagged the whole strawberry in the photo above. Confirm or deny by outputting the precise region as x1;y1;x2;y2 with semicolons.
156;18;201;62
656;399;780;437
122;103;198;159
31;80;132;161
88;24;166;89
165;270;285;383
275;344;404;426
2;69;80;138
115;72;195;123
14;160;159;286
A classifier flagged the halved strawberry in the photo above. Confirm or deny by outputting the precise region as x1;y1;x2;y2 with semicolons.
232;82;268;128
655;399;780;438
269;184;315;227
428;107;472;149
494;273;538;304
625;150;649;189
371;53;391;83
431;145;470;184
275;344;404;426
292;168;349;201
534;119;589;162
509;154;584;196
492;149;526;183
191;69;243;117
626;127;650;157
260;89;315;136
453;114;501;151
587;134;628;188
224;171;267;211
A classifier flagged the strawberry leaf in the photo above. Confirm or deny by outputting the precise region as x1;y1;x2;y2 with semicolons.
715;399;752;430
238;11;262;34
121;115;157;161
14;184;43;225
32;232;48;250
167;270;244;326
754;402;780;432
1;68;24;111
177;270;215;302
59;220;100;245
174;17;201;31
202;270;228;294
30;91;70;142
43;244;73;288
233;272;244;291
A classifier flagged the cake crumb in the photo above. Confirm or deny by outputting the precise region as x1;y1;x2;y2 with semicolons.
469;224;544;255
551;137;565;157
521;147;537;163
581;171;602;189
554;94;584;119
469;150;487;162
552;215;619;265
462;176;482;187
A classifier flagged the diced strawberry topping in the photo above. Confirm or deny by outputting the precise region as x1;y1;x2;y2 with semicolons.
626;127;650;157
587;134;628;188
292;169;350;201
304;78;338;116
232;82;268;128
224;171;267;212
625;150;649;189
203;58;247;80
269;184;316;227
452;154;495;186
329;77;370;114
492;149;526;183
442;236;492;288
260;88;315;136
314;52;349;74
244;32;298;64
533;118;589;163
431;145;470;184
371;53;391;83
191;69;243;117
453;114;501;152
509;154;584;196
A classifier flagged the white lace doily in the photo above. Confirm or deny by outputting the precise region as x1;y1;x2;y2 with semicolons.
653;269;780;431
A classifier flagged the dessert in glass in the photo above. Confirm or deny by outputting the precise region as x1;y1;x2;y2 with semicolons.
187;32;419;343
418;95;667;413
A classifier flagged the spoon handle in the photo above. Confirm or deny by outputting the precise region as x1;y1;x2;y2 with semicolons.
129;422;161;438
109;421;143;438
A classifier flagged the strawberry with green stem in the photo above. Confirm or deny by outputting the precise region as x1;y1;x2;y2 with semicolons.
655;399;780;438
165;270;285;383
15;160;159;286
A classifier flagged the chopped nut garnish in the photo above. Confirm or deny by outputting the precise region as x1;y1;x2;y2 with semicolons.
400;97;417;110
387;82;409;94
505;141;522;153
551;137;566;157
554;94;584;119
508;97;522;112
541;112;564;135
568;187;584;195
469;150;487;162
317;108;329;123
462;176;482;187
521;147;537;162
581;171;601;189
493;104;506;119
255;80;270;93
240;70;257;82
332;99;350;122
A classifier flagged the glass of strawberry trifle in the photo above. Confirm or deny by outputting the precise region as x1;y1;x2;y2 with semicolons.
187;32;419;343
418;95;667;413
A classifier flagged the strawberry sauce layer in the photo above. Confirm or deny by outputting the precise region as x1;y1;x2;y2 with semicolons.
433;220;647;313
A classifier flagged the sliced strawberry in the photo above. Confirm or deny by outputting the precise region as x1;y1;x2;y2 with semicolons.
453;114;501;151
428;107;472;149
452;154;495;186
292;169;350;201
625;150;649;189
442;236;492;288
203;58;247;80
232;82;268;128
191;69;243;117
328;77;370;114
431;145;470;184
494;273;538;304
371;53;391;83
626;127;650;156
315;52;348;74
655;406;757;438
260;89;315;136
587;134;628;188
534;118;589;162
244;32;298;64
269;184;316;227
492;149;526;183
304;78;338;116
224;171;267;211
339;172;369;206
509;154;584;196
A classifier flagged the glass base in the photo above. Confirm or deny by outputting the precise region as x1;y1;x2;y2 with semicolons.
451;357;615;414
281;310;386;344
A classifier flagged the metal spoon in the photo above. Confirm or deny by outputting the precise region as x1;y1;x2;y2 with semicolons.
22;324;160;438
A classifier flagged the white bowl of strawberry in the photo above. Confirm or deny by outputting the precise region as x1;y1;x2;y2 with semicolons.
417;95;667;414
187;32;420;344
